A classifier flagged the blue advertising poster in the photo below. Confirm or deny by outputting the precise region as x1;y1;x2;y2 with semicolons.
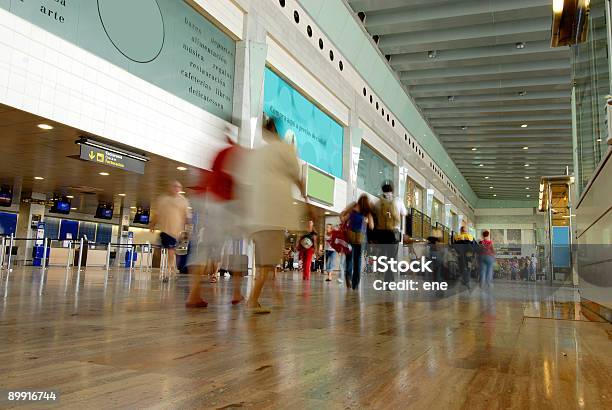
263;67;344;178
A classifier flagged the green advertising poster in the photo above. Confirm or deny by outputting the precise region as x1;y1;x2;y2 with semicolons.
1;0;235;121
307;166;335;206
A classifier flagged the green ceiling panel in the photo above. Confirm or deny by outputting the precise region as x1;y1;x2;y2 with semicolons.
297;0;478;207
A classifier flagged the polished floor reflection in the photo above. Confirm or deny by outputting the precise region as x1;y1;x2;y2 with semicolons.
0;266;610;409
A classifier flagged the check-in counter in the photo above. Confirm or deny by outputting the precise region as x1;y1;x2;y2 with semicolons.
48;247;72;266
86;249;107;267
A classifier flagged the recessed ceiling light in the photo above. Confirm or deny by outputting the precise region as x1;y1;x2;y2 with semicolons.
525;176;530;179
178;191;186;194
484;176;490;179
493;194;497;197
427;50;438;59
524;164;530;167
471;147;477;151
479;164;484;167
176;166;187;171
518;91;527;96
34;176;44;180
489;186;494;189
526;194;531;198
99;172;109;176
596;138;602;142
130;206;137;209
71;207;77;210
118;193;126;197
523;146;529;149
66;195;74;198
526;187;530;190
460;126;467;130
324;211;331;215
515;42;526;49
292;201;298;205
521;124;528;128
37;123;53;130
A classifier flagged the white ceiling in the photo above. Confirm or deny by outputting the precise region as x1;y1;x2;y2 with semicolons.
348;0;573;200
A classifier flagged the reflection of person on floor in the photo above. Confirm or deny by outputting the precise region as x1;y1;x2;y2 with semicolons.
150;180;191;278
247;115;313;313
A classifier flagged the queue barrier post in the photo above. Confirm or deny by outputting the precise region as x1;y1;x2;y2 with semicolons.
7;233;14;272
105;243;111;271
77;238;84;272
66;240;73;270
129;245;135;270
41;238;48;271
0;236;5;269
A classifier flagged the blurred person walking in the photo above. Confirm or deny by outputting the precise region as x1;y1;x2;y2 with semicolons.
298;220;317;280
323;224;337;282
478;230;496;289
150;181;191;280
454;226;476;289
246;116;312;313
340;194;373;290
186;134;248;308
529;253;538;281
371;180;406;284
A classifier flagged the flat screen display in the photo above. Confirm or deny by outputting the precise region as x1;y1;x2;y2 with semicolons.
95;205;113;220
133;210;150;225
50;199;71;215
0;187;12;207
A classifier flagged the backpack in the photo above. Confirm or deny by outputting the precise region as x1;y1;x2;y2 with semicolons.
330;226;351;254
375;197;400;231
202;145;237;201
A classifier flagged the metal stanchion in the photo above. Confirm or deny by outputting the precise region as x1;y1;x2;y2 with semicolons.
41;238;48;271
0;236;6;269
129;245;135;270
138;245;143;270
146;242;151;271
7;233;14;272
77;237;84;272
105;243;111;271
66;240;72;269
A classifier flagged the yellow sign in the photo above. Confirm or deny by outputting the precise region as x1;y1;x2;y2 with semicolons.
88;150;95;160
96;152;105;162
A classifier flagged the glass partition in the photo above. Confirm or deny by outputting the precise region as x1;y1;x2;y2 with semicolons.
572;0;611;195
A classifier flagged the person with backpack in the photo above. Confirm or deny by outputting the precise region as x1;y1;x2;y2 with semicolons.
453;226;476;289
186;133;248;308
340;194;373;290
478;230;496;289
372;180;406;284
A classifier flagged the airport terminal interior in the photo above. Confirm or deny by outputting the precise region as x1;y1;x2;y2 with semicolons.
0;0;611;408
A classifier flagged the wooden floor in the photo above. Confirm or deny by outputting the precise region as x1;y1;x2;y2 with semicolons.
0;266;610;409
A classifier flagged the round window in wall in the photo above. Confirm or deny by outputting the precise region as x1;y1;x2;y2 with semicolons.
97;0;165;63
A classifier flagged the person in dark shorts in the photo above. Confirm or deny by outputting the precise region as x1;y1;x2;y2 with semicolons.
150;181;191;280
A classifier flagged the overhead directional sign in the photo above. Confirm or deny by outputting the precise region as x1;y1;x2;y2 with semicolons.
78;139;147;174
